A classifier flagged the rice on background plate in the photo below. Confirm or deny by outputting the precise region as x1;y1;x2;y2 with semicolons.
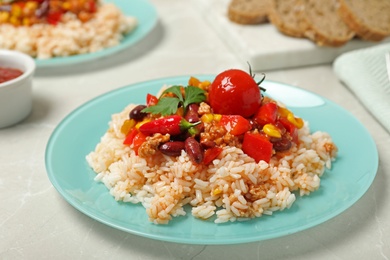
0;2;137;59
86;81;338;224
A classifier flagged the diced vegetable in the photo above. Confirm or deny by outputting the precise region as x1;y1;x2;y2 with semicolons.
219;115;251;136
203;147;223;165
120;119;136;135
287;113;304;129
188;76;200;87
278;117;298;143
242;132;273;163
123;128;138;145
254;102;278;126
146;93;158;107
132;132;148;155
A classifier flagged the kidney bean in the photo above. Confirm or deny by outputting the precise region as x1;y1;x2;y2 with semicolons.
185;137;204;164
129;105;147;120
271;136;292;152
248;119;257;130
159;141;185;156
184;104;204;137
35;0;49;18
274;121;287;135
200;140;216;149
184;104;200;123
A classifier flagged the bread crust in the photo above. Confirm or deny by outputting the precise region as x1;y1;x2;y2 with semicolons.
228;0;270;25
298;0;354;47
227;0;389;46
303;28;353;47
338;0;390;42
268;0;307;38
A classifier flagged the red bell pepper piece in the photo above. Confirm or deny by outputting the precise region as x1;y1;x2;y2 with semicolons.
15;2;25;8
146;93;158;107
132;132;148;155
139;115;200;136
86;0;97;12
123;128;138;145
123;129;147;155
254;102;278;126
219;115;251;136
47;11;63;25
242;132;273;163
278;117;298;144
203;147;223;165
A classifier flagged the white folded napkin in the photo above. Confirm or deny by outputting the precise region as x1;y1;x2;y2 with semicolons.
333;43;390;133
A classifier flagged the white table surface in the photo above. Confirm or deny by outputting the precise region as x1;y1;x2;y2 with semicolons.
1;1;389;259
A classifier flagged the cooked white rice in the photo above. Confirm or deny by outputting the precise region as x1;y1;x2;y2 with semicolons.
0;3;137;59
86;104;338;224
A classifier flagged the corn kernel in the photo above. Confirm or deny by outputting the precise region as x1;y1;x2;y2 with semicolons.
120;119;136;135
0;12;10;23
278;106;291;117
287;113;304;129
199;80;211;90
22;17;31;26
263;124;281;138
201;113;214;123
11;5;22;17
62;2;71;10
213;114;222;122
135;118;151;130
212;188;222;196
188;76;200;87
176;106;184;117
25;1;38;10
9;16;20;25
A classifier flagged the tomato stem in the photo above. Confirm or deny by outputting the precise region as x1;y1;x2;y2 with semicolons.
247;62;266;92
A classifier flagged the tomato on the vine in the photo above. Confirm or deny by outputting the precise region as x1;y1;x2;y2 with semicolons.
208;69;261;118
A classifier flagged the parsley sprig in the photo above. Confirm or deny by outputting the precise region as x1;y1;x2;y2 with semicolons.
142;85;206;116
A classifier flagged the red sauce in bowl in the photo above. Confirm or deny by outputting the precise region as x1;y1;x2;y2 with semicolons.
0;67;24;84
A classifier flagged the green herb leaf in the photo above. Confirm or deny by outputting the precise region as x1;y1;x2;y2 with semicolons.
183;86;206;108
143;85;206;116
162;86;184;102
142;97;180;116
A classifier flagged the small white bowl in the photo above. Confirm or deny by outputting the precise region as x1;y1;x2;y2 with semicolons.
0;49;35;128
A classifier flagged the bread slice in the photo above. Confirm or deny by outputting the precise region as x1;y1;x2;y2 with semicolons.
300;0;355;47
268;0;308;38
228;0;271;25
338;0;390;41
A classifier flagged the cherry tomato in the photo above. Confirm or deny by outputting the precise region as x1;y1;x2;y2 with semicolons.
209;69;261;118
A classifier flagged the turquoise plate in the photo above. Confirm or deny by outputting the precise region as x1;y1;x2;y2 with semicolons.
35;0;157;68
45;76;379;245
